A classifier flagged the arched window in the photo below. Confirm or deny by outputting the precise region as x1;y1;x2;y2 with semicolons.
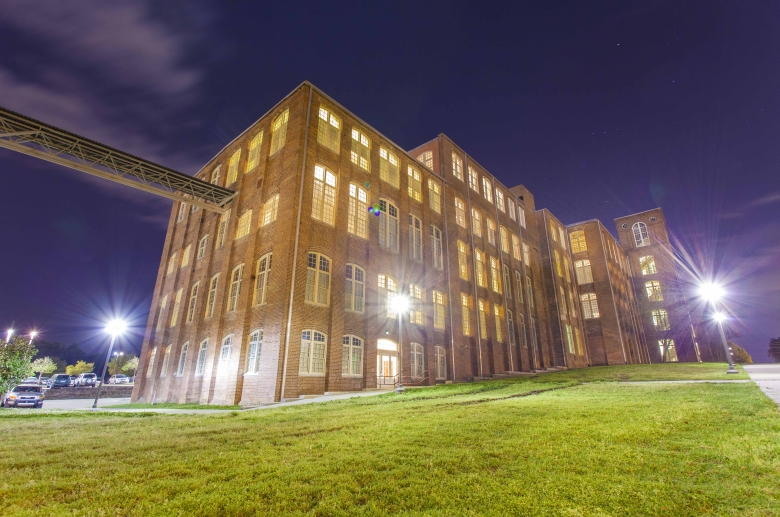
253;253;272;305
475;249;487;288
205;274;219;318
507;310;516;347
246;131;264;171
411;343;424;378
503;265;511;299
472;209;483;237
410;284;423;325
195;339;208;376
518;313;526;347
487;219;496;246
246;329;263;374
481;177;493;203
408;166;422;202
170;289;182;327
574;259;593;284
226;148;241;186
494;305;504;343
300;330;327;374
305;253;331;306
452;153;463;181
435;346;446;380
210;165;221;185
218;335;233;375
430;225;443;269
186;282;199;323
345;264;365;312
433;291;446;329
261;194;279;226
428;179;441;213
478;300;488;340
350;128;371;171
347;183;368;238
342;335;363;376
455;197;467;228
379;147;399;187
146;346;157;378
227;264;244;312
270;109;289;154
176;342;189;376
378;199;399;251
160;345;172;378
500;226;509;253
461;294;471;336
317;107;341;153
417;150;433;169
490;257;502;293
378;274;398;318
457;240;469;280
409;215;422;261
312;165;337;225
632;222;650;247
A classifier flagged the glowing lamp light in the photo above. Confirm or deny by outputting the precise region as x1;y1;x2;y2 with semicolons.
698;282;725;303
29;330;38;341
5;328;13;342
105;319;127;337
390;294;410;315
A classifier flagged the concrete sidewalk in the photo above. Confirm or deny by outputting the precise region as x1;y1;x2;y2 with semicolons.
743;364;780;408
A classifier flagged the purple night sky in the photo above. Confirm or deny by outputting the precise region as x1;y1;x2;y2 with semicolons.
0;1;777;360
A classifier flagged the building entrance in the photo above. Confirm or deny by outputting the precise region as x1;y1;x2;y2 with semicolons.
377;339;398;387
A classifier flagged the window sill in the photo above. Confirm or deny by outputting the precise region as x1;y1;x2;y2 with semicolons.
298;372;326;377
342;374;363;378
244;372;259;376
304;301;330;308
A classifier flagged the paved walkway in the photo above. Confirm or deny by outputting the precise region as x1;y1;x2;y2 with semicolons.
42;398;132;410
743;364;780;408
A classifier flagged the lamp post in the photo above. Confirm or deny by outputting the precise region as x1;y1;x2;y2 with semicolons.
28;330;38;345
93;319;127;409
390;294;410;394
698;282;738;374
5;327;13;343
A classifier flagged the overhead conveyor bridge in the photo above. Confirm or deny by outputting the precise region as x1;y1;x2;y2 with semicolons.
0;106;236;213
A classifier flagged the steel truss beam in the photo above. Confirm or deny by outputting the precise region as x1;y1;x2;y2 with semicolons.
0;106;236;213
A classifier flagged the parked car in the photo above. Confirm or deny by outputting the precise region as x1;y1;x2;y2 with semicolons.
23;377;40;385
108;374;129;384
47;374;71;389
39;376;50;385
74;373;97;387
2;385;45;408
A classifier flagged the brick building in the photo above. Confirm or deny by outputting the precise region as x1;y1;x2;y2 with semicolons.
131;82;699;406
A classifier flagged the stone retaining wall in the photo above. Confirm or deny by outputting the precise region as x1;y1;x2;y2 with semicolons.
44;386;134;400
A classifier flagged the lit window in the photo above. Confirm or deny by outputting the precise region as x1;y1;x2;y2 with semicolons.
468;166;479;192
526;275;534;308
478;299;488;340
659;339;678;362
317;107;341;153
246;330;263;374
503;265;512;300
379;147;399;188
305;253;331;306
186;282;199;323
435;346;447;380
559;227;566;249
410;284;423;325
300;330;327;374
145;347;157;378
564;257;571;283
253;253;272;305
378;274;398;318
408;166;422;202
457;240;469;280
570;230;587;252
227;264;244;312
490;257;502;294
167;253;177;275
475;249;487;288
205;274;218;318
411;343;424;378
160;345;172;378
378;199;399;251
428;179;441;213
195;340;208;376
494;305;504;343
482;177;493;203
455;197;467;228
409;215;423;261
554;250;563;277
210;165;221;186
177;202;187;223
461;294;471;335
342;335;363;376
235;210;252;240
487;219;496;246
575;328;584;355
417;150;433;169
216;209;231;249
507;309;516;347
645;280;664;301
218;335;232;375
181;245;191;268
430;225;443;270
549;219;557;241
156;295;168;331
350;128;371;171
433;291;446;330
197;235;208;259
312;165;337;226
632;222;650;247
517;313;526;347
518;207;526;228
500;226;509;254
452;153;463;181
345;264;365;313
496;189;505;212
508;201;516;221
176;342;188;376
565;324;574;354
574;260;593;284
515;271;524;303
270;109;289;155
511;234;521;261
261;194;279;226
639;256;657;275
580;293;600;319
559;286;568;318
652;309;670;330
246;131;264;172
347;184;368;238
226;148;241;186
472;209;483;237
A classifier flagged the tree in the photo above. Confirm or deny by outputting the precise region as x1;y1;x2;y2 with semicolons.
65;361;94;376
108;353;137;376
30;357;57;381
769;337;780;364
0;336;37;394
122;356;139;376
728;341;753;364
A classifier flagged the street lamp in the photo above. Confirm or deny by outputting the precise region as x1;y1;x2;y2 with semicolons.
93;319;127;409
6;328;13;343
28;330;38;345
697;282;739;374
390;294;410;394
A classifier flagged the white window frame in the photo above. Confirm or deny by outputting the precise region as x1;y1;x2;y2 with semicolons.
379;147;399;188
435;345;447;380
246;131;264;171
253;253;272;305
305;252;331;306
350;128;371;171
345;264;365;313
482;177;493;203
227;264;244;312
317;107;341;153
632;222;650;247
409;214;423;261
428;179;441;213
299;330;327;375
246;329;263;374
261;194;279;226
408;166;422;202
378;199;399;251
176;342;189;376
312;165;337;226
205;274;219;318
342;335;364;377
186;282;199;323
411;343;424;379
270;109;289;155
430;225;443;270
347;183;368;238
197;235;208;259
452;153;463;181
195;339;208;376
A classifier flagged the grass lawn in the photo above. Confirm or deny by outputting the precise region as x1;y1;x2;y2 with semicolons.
102;402;242;410
0;363;777;516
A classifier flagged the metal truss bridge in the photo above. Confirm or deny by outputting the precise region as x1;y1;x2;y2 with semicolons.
0;106;235;213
